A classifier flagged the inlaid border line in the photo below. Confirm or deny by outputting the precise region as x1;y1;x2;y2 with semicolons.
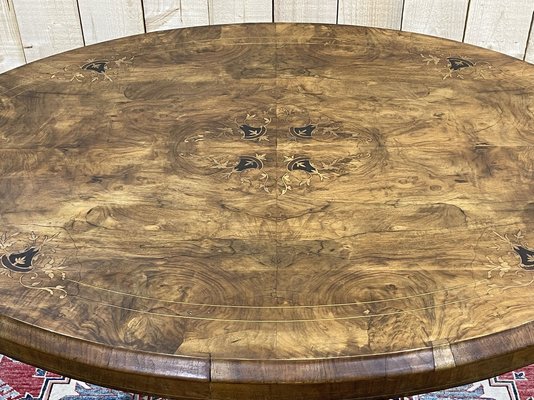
67;278;476;309
70;294;483;323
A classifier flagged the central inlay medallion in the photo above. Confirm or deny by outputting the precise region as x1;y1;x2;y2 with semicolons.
174;106;380;195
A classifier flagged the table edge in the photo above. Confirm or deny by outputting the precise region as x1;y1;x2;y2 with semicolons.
1;315;533;397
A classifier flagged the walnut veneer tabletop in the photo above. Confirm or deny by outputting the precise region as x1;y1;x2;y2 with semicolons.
0;23;533;400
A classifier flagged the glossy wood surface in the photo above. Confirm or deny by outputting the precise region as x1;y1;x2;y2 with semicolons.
0;24;534;399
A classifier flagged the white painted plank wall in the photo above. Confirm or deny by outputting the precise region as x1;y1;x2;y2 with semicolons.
77;0;145;45
11;0;84;63
464;0;534;59
402;0;469;41
0;0;25;73
274;0;338;23
526;17;534;63
209;0;272;24
143;0;209;32
338;0;403;30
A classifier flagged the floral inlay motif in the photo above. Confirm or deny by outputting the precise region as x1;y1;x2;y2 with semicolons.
0;231;70;298
485;230;534;294
50;55;134;83
421;54;497;80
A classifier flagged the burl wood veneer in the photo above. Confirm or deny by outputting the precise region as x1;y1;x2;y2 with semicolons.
0;23;533;400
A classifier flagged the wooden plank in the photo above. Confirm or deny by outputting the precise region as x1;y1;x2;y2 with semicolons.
143;0;209;32
0;0;25;73
464;0;534;59
11;0;84;63
209;0;272;24
525;12;534;63
78;0;145;45
338;0;403;29
274;0;337;23
402;0;469;41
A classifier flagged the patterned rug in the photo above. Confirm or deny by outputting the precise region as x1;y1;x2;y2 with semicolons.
1;354;534;400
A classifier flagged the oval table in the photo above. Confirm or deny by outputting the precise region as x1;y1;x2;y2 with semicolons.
0;23;533;400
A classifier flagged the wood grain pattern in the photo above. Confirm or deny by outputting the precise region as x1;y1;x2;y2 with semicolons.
209;0;272;25
143;0;209;32
77;0;145;45
274;0;338;23
10;0;84;63
0;23;534;400
464;0;534;59
0;0;25;73
402;0;469;41
338;0;404;29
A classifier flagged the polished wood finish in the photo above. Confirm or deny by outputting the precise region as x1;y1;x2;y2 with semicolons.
0;24;534;399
